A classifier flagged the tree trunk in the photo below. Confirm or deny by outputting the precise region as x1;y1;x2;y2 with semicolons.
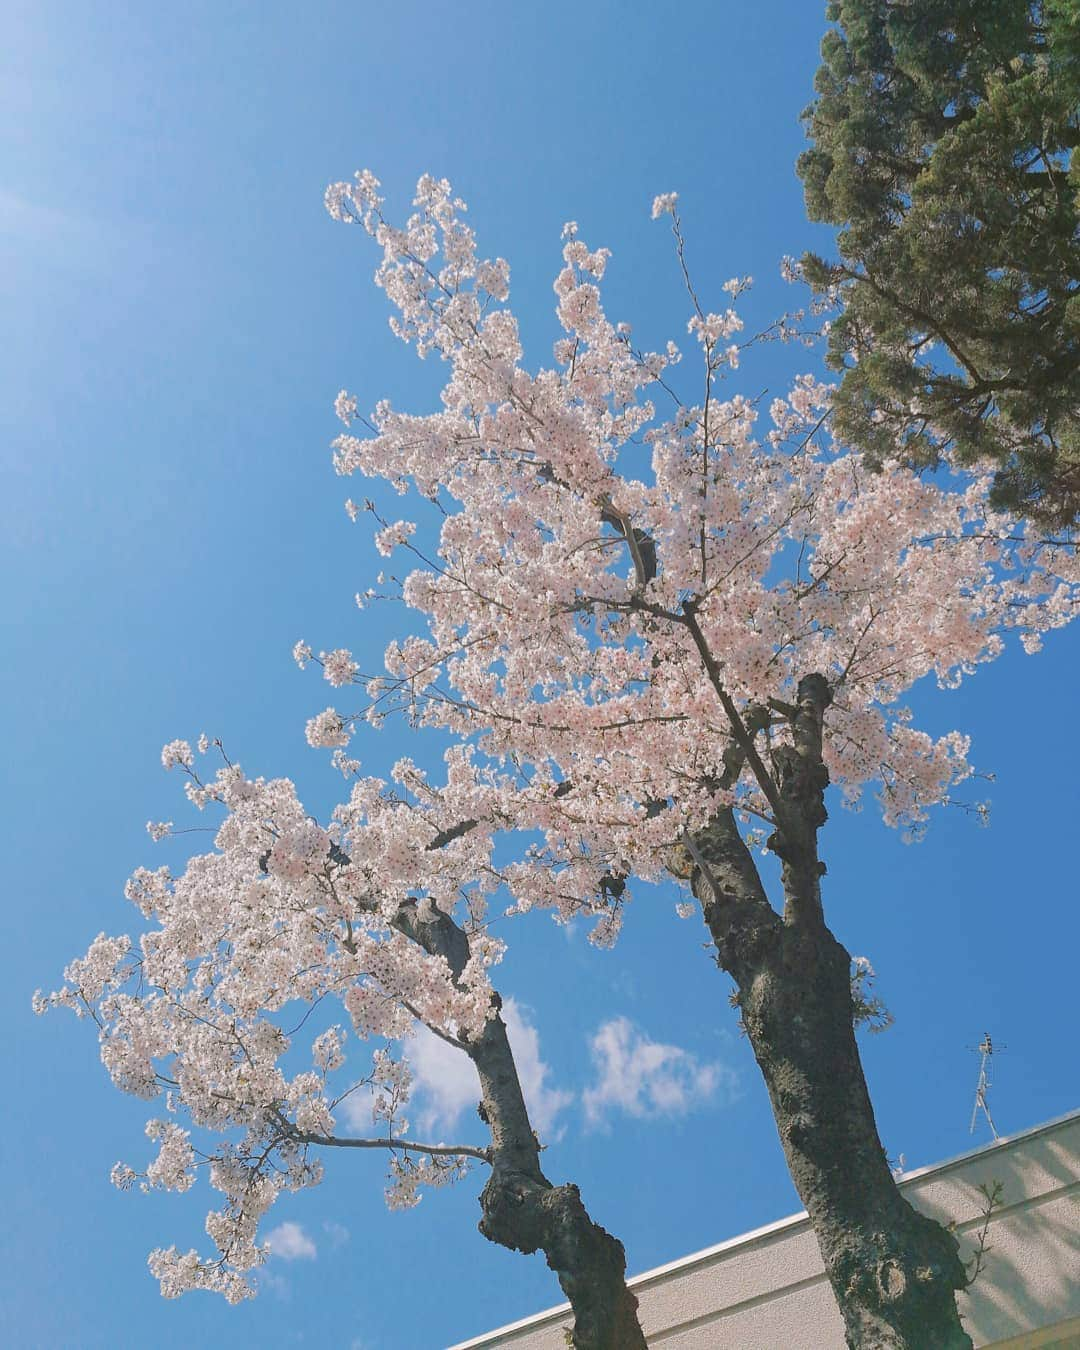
397;898;646;1349
682;673;972;1348
739;922;971;1348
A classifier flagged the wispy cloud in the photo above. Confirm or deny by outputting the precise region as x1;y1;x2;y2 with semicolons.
0;186;170;306
256;1268;292;1300
322;1219;350;1248
583;1017;735;1129
265;1220;317;1261
0;189;84;244
0;188;146;281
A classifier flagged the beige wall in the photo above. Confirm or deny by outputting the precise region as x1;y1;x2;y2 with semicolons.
450;1111;1080;1350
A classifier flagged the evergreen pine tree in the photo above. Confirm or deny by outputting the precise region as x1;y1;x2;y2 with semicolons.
799;0;1080;527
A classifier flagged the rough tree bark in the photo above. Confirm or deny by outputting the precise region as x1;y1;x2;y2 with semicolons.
390;894;646;1349
681;672;972;1349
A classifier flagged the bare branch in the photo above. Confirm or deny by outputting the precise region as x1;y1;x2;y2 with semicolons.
680;600;785;820
280;1121;491;1164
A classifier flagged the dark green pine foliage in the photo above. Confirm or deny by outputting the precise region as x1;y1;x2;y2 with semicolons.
799;1;1080;527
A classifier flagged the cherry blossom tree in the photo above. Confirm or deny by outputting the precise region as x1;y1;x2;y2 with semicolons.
39;172;1077;1350
37;737;646;1345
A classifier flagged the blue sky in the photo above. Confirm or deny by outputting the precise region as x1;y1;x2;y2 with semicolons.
4;3;1077;1348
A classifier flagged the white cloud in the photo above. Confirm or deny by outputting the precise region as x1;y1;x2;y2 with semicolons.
582;1017;735;1128
335;1030;478;1139
265;1221;317;1261
402;1025;482;1137
338;999;572;1143
336;1081;377;1133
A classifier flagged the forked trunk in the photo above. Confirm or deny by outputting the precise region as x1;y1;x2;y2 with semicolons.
684;673;972;1348
740;921;971;1348
397;898;646;1350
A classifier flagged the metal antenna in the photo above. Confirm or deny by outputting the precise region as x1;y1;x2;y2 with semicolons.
968;1032;1006;1140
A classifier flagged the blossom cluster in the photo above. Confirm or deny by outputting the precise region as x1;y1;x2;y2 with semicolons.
37;753;505;1299
314;170;1077;882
